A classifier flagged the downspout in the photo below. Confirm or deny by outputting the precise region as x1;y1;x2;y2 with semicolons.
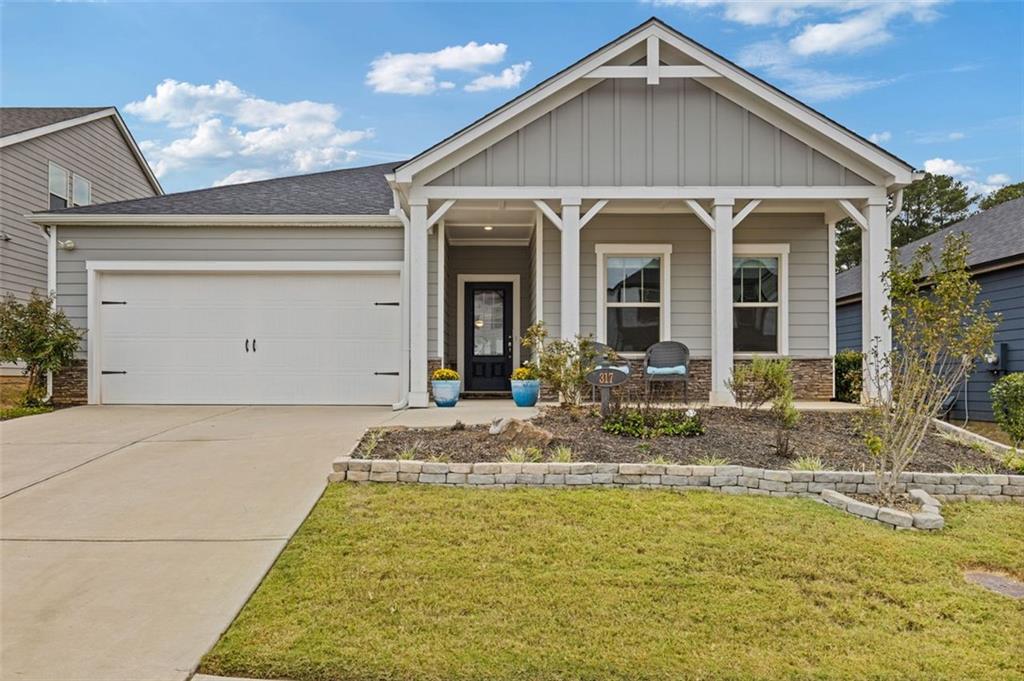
389;184;410;410
40;224;57;403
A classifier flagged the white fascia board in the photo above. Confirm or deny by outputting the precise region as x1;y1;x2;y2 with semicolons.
421;185;887;201
27;213;402;227
108;110;164;195
86;260;403;273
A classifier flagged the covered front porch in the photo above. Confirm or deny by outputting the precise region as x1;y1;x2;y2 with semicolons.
405;193;892;407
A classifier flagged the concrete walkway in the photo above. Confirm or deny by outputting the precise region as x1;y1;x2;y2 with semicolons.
1;405;387;681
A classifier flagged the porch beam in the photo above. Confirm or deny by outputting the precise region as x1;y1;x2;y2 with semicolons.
646;36;660;85
409;202;430;407
579;199;609;229
684;199;715;231
861;198;892;403
710;199;735;405
422;185;888;201
560;199;582;340
427;199;455;229
389;207;410;229
533;200;563;230
583;65;720;80
887;189;903;227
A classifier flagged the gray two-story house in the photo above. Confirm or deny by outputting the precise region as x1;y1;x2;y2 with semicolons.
0;107;161;301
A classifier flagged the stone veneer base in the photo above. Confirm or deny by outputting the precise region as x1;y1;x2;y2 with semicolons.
330;456;1023;530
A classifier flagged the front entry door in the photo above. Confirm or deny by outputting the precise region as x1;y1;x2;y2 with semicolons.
464;282;513;391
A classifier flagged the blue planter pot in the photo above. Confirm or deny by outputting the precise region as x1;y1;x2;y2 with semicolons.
431;380;460;407
511;379;541;407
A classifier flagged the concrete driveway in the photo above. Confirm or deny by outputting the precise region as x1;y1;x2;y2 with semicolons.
1;405;388;681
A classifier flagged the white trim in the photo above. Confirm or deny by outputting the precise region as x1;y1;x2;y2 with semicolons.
732;244;789;357
684;199;715;230
446;238;531;247
584;65;720;80
84;260;404;406
436;220;445;363
534;209;544;325
532;200;563;230
456;274;521;392
579;199;609;229
837;199;868;230
28;213;402;227
427;199;455;229
887;189;903;227
421;185;887;202
732;199;762;228
594;244;672;355
1;108;163;194
827;222;837;357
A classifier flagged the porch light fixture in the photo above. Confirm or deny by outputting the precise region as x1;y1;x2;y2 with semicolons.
483;225;493;231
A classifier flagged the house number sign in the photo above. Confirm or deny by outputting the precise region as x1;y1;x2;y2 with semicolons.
586;367;628;416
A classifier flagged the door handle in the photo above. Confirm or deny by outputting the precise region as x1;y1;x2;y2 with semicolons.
245;339;249;353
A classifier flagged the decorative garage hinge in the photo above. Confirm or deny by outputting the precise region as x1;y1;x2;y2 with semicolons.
101;300;127;305
101;370;127;375
374;371;400;376
374;301;400;306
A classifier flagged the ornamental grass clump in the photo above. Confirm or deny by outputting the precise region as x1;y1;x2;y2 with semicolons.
863;233;999;505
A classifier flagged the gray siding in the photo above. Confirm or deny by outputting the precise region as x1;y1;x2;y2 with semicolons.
54;224;404;357
430;80;870;188
545;213;828;358
443;245;532;370
542;221;561;338
836;265;1024;421
1;116;158;300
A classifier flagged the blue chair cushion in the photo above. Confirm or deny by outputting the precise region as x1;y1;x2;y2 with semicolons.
646;365;687;376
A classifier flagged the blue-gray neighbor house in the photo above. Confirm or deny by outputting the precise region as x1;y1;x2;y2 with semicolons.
835;197;1024;421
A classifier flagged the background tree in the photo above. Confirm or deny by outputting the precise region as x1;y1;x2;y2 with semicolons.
835;173;976;271
978;181;1024;211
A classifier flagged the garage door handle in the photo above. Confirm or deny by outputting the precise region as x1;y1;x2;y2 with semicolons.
252;338;256;352
245;339;249;353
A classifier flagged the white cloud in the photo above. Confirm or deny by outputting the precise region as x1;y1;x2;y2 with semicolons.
465;62;532;92
652;1;840;27
213;169;275;187
126;79;372;182
868;131;891;144
923;157;972;177
947;131;965;141
987;173;1011;185
738;41;894;101
366;42;509;95
787;2;944;56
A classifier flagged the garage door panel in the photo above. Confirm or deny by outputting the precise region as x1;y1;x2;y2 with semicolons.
97;270;401;405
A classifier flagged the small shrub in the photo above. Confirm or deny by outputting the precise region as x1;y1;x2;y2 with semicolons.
504;446;543;463
694;455;730;466
398;441;423;460
1001;451;1024;474
520;322;600;407
726;357;791;410
0;292;83;406
648;455;671;465
635;442;653;455
549;445;573;463
834;349;863;403
511;365;539;381
426;452;451;463
431;367;460;381
451;420;466;431
770;366;800;458
950;462;998;475
789;456;825;471
358;428;384;458
602;407;704;439
991;373;1024;448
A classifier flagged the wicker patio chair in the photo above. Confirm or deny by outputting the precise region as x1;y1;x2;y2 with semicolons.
643;341;690;402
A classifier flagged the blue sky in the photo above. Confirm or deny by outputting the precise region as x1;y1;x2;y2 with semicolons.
3;1;1021;195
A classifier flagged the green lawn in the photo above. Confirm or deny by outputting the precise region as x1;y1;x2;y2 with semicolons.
0;405;52;420
202;485;1024;681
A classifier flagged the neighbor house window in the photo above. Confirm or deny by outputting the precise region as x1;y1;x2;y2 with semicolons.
48;162;92;209
733;244;789;354
596;244;672;353
48;163;69;210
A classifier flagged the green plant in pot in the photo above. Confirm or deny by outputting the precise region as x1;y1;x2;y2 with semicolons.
431;367;461;407
510;365;541;407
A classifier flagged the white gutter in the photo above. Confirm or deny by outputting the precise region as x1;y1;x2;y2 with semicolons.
26;213;402;227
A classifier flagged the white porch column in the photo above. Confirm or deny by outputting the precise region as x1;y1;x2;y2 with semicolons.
861;197;891;402
436;219;445;364
710;198;735;406
409;200;430;407
560;198;581;340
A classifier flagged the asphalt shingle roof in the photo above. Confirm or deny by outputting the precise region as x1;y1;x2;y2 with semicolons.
48;162;403;216
836;197;1024;300
0;107;110;138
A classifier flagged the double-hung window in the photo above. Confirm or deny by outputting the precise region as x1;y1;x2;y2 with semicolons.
48;162;92;209
596;244;672;353
733;244;788;355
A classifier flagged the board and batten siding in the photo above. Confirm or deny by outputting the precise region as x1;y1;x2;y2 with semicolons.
443;245;532;370
541;213;829;358
836;264;1024;421
54;225;404;358
1;116;158;300
429;79;871;188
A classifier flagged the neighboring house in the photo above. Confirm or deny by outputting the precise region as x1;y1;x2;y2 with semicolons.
0;107;162;300
30;18;919;408
836;197;1024;421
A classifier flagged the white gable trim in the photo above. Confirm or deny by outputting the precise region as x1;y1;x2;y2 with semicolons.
1;108;163;195
394;20;915;189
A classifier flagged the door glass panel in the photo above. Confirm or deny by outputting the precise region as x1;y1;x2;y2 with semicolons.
473;289;505;356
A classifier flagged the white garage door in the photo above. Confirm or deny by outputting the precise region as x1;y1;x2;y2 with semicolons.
97;270;402;405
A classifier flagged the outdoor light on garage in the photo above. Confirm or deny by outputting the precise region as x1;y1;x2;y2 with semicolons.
483;225;493;231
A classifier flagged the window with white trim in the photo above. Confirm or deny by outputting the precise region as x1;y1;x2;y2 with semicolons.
48;162;92;209
597;244;672;353
733;245;788;354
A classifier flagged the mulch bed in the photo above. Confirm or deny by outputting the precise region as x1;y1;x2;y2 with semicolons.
356;406;1013;474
